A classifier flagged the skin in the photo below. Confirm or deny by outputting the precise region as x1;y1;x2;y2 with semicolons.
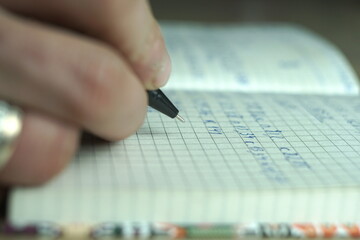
0;0;171;185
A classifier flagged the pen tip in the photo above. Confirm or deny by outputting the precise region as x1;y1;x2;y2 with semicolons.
175;114;185;122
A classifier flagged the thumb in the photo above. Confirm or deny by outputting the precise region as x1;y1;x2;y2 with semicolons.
0;0;172;90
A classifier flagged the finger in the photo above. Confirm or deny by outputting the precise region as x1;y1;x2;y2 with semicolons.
0;0;171;90
0;9;147;140
0;110;80;185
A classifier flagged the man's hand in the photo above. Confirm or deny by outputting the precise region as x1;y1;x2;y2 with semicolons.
0;0;171;185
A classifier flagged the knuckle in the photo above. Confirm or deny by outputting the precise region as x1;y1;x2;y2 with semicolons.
66;47;147;140
68;52;120;125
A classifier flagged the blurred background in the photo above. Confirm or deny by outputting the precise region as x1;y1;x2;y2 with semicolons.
150;0;360;76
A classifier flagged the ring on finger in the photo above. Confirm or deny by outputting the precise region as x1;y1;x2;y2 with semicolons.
0;101;23;170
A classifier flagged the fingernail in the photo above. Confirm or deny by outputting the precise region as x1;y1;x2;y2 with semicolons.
134;32;172;90
151;51;171;88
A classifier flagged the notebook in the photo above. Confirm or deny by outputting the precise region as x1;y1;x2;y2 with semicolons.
7;22;360;235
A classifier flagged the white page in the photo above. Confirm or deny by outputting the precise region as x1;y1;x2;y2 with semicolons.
10;91;360;224
162;23;359;95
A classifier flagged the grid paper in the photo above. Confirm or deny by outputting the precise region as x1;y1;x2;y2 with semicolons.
162;23;359;95
17;92;360;191
120;91;360;190
10;92;360;223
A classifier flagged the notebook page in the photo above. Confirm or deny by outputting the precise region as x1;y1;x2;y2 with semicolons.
10;92;360;224
162;23;359;95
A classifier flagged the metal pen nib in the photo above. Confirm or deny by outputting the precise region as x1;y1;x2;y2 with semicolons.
175;114;185;122
147;90;183;121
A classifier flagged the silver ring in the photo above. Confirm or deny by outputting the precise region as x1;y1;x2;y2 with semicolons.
0;101;23;169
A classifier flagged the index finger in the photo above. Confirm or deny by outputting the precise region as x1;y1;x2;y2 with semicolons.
0;0;172;90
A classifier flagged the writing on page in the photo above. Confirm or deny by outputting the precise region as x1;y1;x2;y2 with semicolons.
39;91;360;191
10;91;360;224
162;24;359;95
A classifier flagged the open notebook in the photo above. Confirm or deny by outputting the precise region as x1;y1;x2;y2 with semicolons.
8;23;360;228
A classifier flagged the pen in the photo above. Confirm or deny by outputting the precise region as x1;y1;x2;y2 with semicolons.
147;89;185;122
